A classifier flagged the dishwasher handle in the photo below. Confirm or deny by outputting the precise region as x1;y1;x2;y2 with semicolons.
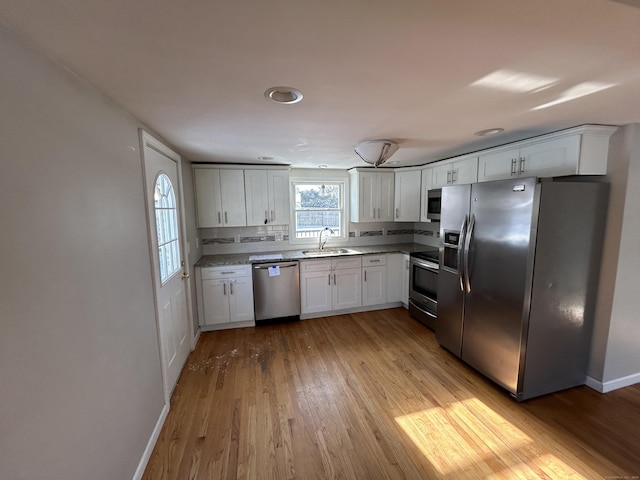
253;262;299;270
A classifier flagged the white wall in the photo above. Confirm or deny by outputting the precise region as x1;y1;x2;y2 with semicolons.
589;124;640;390
0;25;165;479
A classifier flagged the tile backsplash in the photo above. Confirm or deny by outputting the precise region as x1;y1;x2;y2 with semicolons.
200;221;440;255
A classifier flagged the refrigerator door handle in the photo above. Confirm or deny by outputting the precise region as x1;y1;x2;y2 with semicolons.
463;214;475;293
457;215;468;291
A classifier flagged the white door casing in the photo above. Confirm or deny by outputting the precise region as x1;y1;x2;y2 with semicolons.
141;131;192;402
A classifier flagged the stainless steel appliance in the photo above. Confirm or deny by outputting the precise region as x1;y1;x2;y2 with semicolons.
253;261;300;323
408;249;439;330
426;188;441;221
437;177;608;400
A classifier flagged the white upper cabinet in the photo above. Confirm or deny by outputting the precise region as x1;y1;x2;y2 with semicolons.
477;125;618;182
420;167;433;223
194;167;246;227
394;169;421;222
349;169;395;222
431;155;478;189
244;169;290;226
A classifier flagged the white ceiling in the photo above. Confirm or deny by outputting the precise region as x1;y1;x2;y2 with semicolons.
1;0;639;169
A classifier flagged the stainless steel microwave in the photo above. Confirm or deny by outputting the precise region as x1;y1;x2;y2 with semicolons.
426;189;441;221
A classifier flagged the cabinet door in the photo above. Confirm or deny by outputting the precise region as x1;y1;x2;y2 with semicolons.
452;156;478;185
520;135;580;178
385;254;403;303
228;276;255;322
194;168;223;227
219;169;247;227
268;170;290;225
401;254;410;307
394;171;421;222
300;270;333;314
358;172;377;222
201;279;230;325
432;163;452;189
420;168;433;222
363;265;386;306
244;170;270;226
333;268;362;310
377;172;395;221
478;148;519;183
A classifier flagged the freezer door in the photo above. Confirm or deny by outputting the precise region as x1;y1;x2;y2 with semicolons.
436;184;471;357
461;177;537;395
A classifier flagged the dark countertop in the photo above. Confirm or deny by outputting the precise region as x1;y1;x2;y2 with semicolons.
195;243;436;267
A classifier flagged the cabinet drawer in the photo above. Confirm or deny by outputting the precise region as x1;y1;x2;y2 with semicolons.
332;256;362;270
200;264;252;279
362;254;386;266
300;259;332;273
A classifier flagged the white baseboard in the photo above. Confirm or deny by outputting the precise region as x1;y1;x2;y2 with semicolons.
300;302;403;320
132;403;169;480
585;372;640;393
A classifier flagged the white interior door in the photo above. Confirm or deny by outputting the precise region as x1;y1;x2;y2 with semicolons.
142;132;191;401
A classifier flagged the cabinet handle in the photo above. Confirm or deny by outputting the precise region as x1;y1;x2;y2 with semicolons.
333;273;336;285
217;211;221;224
519;157;525;174
271;210;274;221
230;281;234;295
223;282;227;296
265;210;269;223
511;159;517;176
452;169;458;183
395;208;399;219
364;270;367;282
378;208;381;218
328;274;331;286
369;259;380;263
372;208;376;219
447;170;452;184
224;211;228;224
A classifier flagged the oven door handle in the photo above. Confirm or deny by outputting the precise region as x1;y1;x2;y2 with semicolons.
411;258;439;273
457;215;468;292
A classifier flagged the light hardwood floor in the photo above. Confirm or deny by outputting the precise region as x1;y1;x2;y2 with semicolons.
143;308;640;479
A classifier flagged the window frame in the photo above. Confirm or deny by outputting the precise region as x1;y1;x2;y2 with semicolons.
153;172;181;285
289;178;348;245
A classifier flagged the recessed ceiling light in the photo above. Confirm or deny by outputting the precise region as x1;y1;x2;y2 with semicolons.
264;86;303;104
388;161;399;165
257;156;274;161
318;164;328;169
474;128;505;137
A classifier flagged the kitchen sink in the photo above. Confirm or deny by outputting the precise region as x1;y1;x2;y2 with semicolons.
301;248;359;256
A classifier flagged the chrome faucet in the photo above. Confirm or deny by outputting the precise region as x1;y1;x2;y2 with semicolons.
319;227;334;250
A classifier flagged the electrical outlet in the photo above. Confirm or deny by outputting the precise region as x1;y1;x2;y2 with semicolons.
234;235;240;243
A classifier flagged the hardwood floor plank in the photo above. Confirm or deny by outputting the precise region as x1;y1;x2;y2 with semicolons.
143;308;640;480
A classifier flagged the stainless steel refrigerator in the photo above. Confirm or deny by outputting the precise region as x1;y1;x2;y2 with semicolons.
437;177;607;400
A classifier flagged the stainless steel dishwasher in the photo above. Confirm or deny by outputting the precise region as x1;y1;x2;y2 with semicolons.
252;261;300;323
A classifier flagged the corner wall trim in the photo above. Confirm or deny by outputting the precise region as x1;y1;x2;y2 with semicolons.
132;403;169;480
585;372;640;393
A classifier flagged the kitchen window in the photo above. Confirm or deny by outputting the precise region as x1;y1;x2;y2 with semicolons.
292;181;346;241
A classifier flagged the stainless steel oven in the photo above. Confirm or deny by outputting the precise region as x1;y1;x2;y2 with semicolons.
409;251;439;330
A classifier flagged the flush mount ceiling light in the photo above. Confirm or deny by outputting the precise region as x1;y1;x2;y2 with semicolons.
354;140;399;167
474;128;505;136
264;86;303;104
257;156;274;161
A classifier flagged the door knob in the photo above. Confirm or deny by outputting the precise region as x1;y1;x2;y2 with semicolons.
181;272;190;280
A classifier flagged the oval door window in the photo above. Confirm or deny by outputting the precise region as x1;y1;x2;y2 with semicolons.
154;173;180;284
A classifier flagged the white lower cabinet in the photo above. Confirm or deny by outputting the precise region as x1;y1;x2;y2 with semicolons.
401;254;410;307
198;265;254;326
362;255;387;306
300;257;362;314
385;253;404;304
